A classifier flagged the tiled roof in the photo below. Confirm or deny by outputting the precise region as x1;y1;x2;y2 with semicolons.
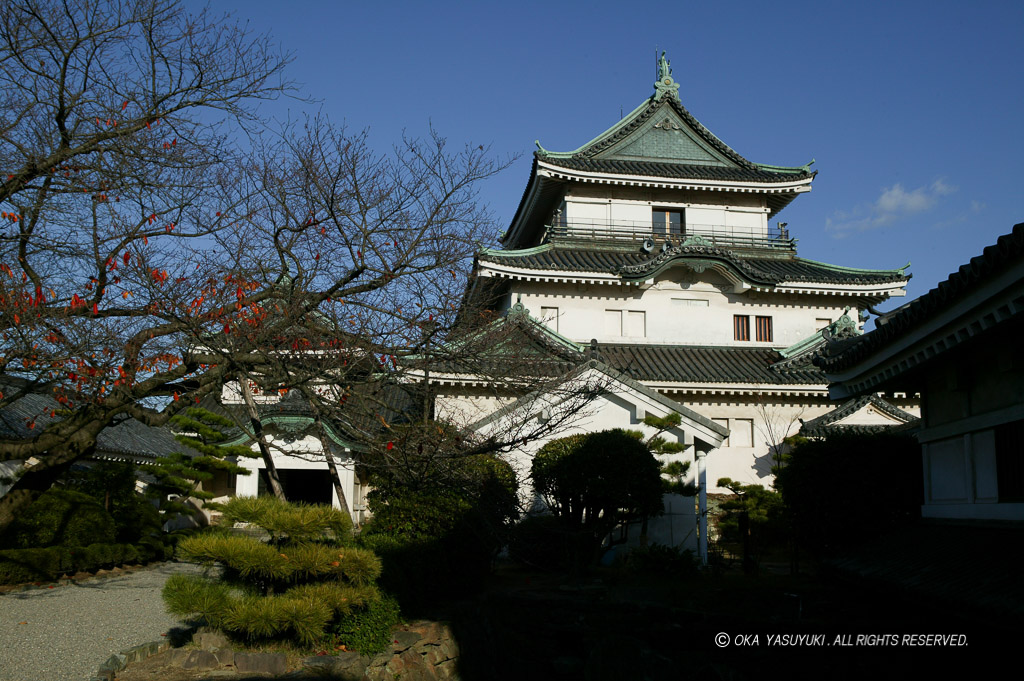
0;386;180;458
819;222;1024;372
799;395;918;438
479;244;908;286
594;343;824;385
540;156;813;184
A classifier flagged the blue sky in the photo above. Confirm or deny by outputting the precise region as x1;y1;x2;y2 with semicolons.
207;0;1023;310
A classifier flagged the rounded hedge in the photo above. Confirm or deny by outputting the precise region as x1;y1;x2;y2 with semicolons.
3;489;117;548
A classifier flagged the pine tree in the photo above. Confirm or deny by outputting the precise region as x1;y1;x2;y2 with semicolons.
143;407;253;519
163;496;391;648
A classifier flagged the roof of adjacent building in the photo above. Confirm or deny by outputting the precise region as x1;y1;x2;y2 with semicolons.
819;222;1024;375
479;242;909;287
799;394;918;438
0;384;181;459
595;343;824;386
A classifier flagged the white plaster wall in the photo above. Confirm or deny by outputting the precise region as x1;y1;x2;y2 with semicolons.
473;389;705;511
235;433;358;514
562;185;769;238
670;398;834;493
512;278;850;348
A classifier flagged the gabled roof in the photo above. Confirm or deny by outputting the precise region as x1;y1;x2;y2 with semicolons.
772;312;861;371
535;55;812;180
478;241;910;288
799;394;919;438
470;358;728;448
819;222;1024;395
505;55;815;248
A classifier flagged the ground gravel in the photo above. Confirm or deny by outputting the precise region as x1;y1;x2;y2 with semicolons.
0;562;204;681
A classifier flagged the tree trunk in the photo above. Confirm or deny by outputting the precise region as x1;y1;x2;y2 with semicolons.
309;398;351;517
236;373;286;500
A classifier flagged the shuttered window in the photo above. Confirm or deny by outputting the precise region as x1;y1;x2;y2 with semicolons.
733;315;750;341
756;315;773;342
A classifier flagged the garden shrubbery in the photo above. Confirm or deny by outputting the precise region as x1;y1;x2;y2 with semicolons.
1;489;116;548
775;431;922;555
163;496;399;650
527;429;663;571
0;486;174;585
359;452;519;611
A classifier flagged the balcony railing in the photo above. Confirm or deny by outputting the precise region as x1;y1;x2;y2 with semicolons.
544;219;796;253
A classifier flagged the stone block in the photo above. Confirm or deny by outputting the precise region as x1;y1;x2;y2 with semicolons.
166;647;191;666
215;648;235;666
234;651;288;676
97;653;126;673
196;630;231;651
303;651;370;678
392;629;423;652
181;650;220;671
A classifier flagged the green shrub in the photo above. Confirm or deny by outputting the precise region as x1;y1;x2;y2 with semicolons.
1;489;116;548
620;544;698;578
163;498;385;648
0;542;148;585
361;453;519;610
531;430;663;569
775;432;922;555
0;546;72;583
331;593;402;655
507;514;577;570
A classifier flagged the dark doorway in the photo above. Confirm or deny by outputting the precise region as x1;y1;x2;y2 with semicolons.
258;468;333;505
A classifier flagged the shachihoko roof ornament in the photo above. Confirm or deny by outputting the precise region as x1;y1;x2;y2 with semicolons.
653;51;680;101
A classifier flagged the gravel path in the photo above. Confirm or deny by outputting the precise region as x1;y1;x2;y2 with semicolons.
0;562;204;681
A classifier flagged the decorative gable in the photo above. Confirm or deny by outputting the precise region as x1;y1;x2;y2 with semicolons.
594;105;733;167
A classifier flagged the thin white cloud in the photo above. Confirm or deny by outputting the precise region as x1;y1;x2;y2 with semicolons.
826;179;958;238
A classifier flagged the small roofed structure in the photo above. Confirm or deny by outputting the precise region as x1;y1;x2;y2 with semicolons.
819;222;1024;521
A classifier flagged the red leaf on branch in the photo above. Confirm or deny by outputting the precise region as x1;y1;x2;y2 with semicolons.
121;101;128;111
386;441;394;450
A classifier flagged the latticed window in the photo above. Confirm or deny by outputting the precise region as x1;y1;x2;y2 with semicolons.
733;315;750;341
756;315;773;342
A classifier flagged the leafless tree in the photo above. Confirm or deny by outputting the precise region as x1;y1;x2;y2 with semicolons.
0;0;513;531
0;0;601;531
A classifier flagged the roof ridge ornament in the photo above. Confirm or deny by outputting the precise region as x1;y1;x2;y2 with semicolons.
653;51;680;101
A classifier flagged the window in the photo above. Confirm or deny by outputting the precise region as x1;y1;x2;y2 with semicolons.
626;310;646;337
815;318;832;331
653;208;684;236
731;419;754;448
995;419;1024;501
604;309;622;336
672;298;709;308
756;315;773;342
540;306;559;332
734;315;750;341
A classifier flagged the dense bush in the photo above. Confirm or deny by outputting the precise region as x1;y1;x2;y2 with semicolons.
330;592;402;655
507;514;579;571
361;453;519;610
775;432;922;555
619;544;699;578
714;479;788;574
0;489;116;549
164;497;389;648
531;429;663;568
0;542;148;584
